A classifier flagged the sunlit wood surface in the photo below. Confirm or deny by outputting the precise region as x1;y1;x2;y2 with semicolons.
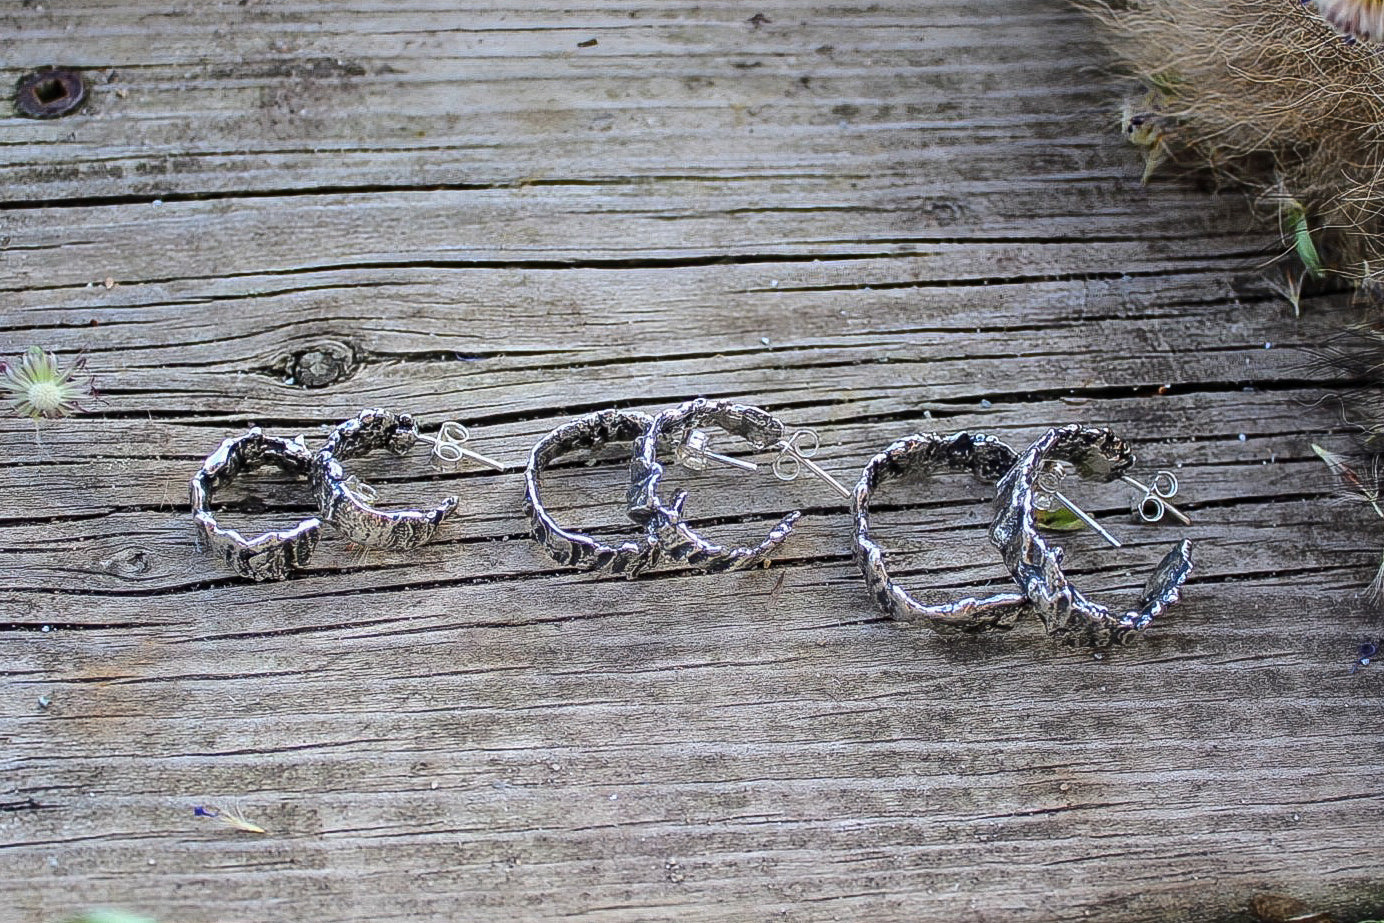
2;2;1381;921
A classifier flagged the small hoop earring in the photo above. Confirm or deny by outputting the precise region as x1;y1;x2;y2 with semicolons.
627;398;801;572
190;427;321;581
524;408;661;576
989;424;1194;647
852;431;1031;635
311;409;461;551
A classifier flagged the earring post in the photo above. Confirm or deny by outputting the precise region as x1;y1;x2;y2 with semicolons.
701;450;759;472
1049;489;1123;548
1121;474;1191;525
676;429;760;473
422;422;508;471
454;446;508;471
773;436;852;500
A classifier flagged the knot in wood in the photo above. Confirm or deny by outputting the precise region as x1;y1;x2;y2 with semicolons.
290;341;357;388
104;546;154;580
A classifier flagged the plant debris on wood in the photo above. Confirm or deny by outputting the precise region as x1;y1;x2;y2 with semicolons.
192;804;267;835
1075;0;1384;293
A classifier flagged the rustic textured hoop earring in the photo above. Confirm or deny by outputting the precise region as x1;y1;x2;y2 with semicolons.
190;427;321;581
627;398;811;573
312;409;499;551
524;408;662;577
989;424;1194;648
852;431;1031;635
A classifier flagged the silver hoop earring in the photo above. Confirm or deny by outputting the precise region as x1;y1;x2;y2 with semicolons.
852;431;1031;635
524;409;662;577
627;398;846;572
311;409;493;551
989;424;1194;648
190;428;321;581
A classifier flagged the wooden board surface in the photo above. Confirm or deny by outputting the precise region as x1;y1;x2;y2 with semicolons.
2;2;1382;921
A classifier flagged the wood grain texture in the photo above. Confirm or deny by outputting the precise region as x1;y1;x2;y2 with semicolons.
1;2;1381;922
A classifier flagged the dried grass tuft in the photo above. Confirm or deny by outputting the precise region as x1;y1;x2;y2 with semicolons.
1075;0;1384;286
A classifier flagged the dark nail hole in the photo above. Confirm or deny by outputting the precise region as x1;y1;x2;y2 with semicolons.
33;79;67;104
15;67;86;118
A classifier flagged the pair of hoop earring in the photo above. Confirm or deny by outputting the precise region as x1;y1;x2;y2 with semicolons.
192;404;1194;648
190;409;502;581
524;398;851;577
853;424;1194;648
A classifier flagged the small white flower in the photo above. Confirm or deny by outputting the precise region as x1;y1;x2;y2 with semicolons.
0;346;97;420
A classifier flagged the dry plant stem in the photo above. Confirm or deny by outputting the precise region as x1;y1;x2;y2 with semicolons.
1312;443;1384;597
1074;0;1384;284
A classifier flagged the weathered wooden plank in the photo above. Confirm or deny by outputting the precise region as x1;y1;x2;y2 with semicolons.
0;205;1264;294
3;568;1379;923
2;0;1382;921
0;268;1321;416
0;3;1128;201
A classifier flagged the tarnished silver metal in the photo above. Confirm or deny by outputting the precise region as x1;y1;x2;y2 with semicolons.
311;409;459;551
628;398;799;572
773;429;852;500
524;408;661;577
989;424;1194;648
852;431;1031;635
189;427;321;582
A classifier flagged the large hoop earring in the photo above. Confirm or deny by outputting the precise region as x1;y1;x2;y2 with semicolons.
852;431;1031;635
190;427;321;581
989;424;1194;647
524;408;661;577
626;398;800;573
310;409;460;551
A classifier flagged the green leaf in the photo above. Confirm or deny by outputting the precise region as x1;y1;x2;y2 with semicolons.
1036;507;1086;532
1147;69;1184;94
1284;200;1323;278
67;911;160;923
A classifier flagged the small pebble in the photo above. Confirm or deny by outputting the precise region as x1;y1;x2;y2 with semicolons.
1238;434;1247;442
37;696;51;709
760;337;770;346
